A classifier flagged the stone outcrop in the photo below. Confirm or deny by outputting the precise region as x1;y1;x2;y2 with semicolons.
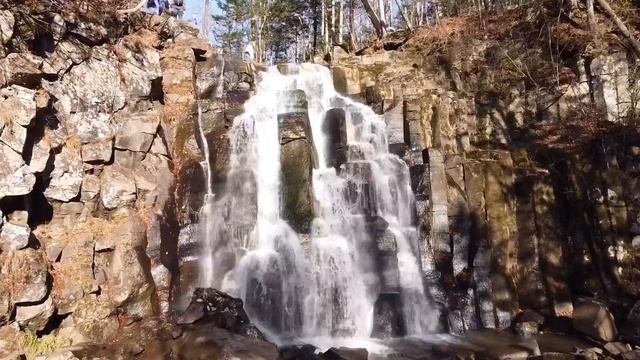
331;36;640;342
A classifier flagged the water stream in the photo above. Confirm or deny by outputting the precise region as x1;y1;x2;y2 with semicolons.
198;63;437;345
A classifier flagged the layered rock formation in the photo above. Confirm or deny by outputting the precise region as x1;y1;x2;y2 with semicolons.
328;31;640;346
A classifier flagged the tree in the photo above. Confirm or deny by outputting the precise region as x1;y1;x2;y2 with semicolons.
212;0;251;56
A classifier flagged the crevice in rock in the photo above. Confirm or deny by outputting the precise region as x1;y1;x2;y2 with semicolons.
36;312;70;337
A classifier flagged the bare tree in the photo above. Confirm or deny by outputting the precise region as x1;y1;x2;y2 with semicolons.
594;0;640;57
361;0;386;37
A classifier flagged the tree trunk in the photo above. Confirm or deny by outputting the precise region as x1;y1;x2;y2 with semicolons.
594;0;640;57
313;0;319;55
338;0;344;45
330;0;336;46
378;0;386;27
394;0;413;30
349;0;356;50
203;0;210;37
361;0;386;37
586;0;597;35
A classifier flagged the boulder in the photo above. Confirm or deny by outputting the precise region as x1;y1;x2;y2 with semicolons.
0;10;14;44
195;55;225;99
116;30;162;99
177;288;265;340
280;138;315;233
0;118;27;153
44;142;83;202
52;232;96;314
15;296;55;332
29;136;52;173
0;324;21;358
42;39;90;75
332;66;361;95
81;139;113;163
80;174;100;202
321;347;369;360
573;299;619;342
100;165;137;209
0;222;30;250
0;85;36;126
0;142;35;199
2;248;49;304
0;52;43;87
103;213;155;317
114;109;160;152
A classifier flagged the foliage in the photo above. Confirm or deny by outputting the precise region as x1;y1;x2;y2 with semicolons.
20;331;70;357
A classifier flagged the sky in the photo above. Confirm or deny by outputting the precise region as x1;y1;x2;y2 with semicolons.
183;0;220;28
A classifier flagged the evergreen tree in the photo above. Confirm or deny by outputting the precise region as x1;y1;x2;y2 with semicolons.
212;0;251;56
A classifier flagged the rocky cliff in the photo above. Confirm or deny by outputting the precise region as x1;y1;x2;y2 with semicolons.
327;3;640;346
0;5;259;358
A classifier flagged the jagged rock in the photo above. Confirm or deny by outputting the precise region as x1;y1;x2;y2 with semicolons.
15;296;56;332
321;347;369;360
43;45;125;114
0;142;35;199
29;136;52;173
81;139;113;163
0;10;14;44
2;248;49;304
100;165;137;209
0;118;27;153
0;85;36;126
42;39;90;75
44;142;83;202
51;13;66;40
573;299;619;342
117;30;162;98
0;222;30;250
0;52;43;87
114;108;160;152
177;288;265;340
114;149;146;169
80;174;100;202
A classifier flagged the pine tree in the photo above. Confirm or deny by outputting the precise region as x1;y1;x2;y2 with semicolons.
212;0;251;56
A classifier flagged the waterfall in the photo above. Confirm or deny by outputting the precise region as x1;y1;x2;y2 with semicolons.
199;63;438;344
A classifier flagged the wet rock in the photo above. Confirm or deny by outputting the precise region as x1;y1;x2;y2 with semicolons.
280;138;315;233
0;10;14;44
0;52;43;87
573;299;619;342
177;288;265;340
0;222;30;250
371;293;406;338
279;344;319;360
44;142;83;202
81;139;113;163
15;296;55;332
0;142;35;199
323;108;347;169
320;347;368;360
100;165;137;209
0;85;36;126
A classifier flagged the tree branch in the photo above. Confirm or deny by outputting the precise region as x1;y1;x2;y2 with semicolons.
594;0;640;57
117;0;147;14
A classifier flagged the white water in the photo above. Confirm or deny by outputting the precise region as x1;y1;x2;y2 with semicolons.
198;63;438;344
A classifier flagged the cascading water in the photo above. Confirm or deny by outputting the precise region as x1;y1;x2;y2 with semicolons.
199;63;438;345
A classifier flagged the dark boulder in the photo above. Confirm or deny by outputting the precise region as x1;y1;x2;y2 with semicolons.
279;344;320;360
371;293;406;339
176;287;265;340
320;347;368;360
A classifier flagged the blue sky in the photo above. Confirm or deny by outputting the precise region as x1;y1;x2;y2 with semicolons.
183;0;220;27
